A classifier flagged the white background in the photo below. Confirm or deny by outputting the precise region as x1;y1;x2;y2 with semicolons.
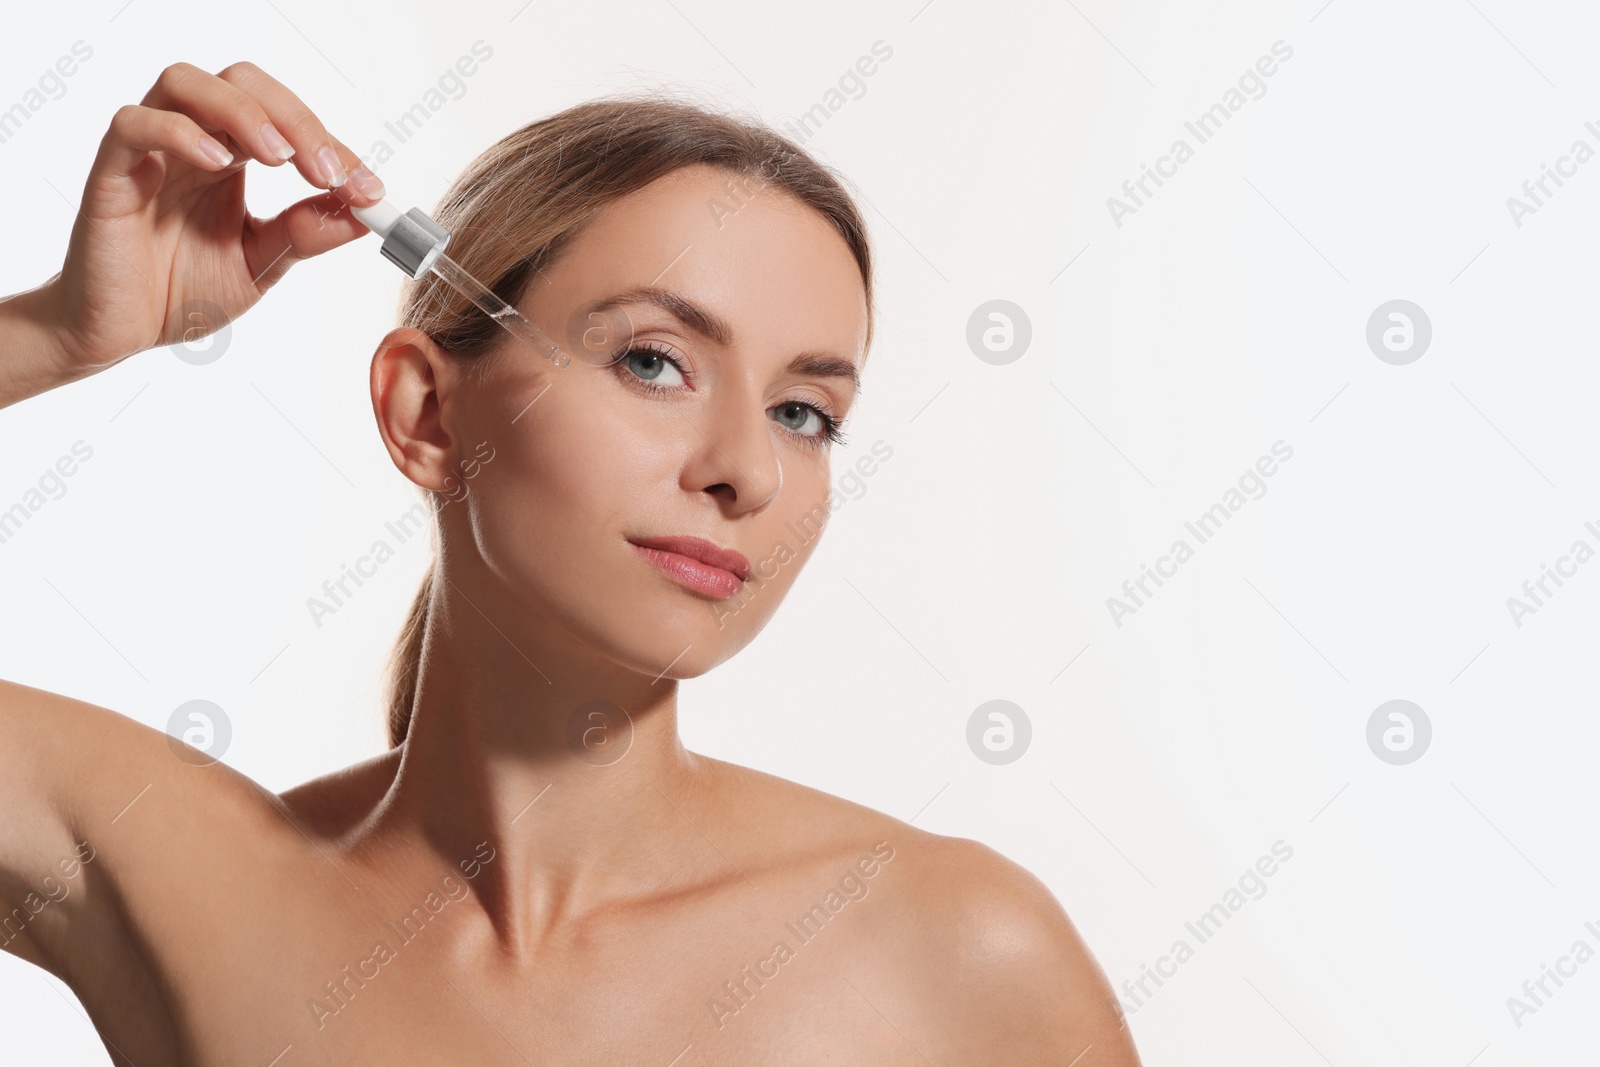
1;0;1594;1063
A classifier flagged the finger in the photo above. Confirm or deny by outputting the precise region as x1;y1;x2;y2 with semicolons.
138;62;298;169
211;61;385;205
97;103;245;181
242;190;370;293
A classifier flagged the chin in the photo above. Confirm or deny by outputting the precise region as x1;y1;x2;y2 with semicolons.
524;565;771;682
618;584;771;679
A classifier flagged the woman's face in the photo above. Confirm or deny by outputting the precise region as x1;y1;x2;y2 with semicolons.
421;163;869;679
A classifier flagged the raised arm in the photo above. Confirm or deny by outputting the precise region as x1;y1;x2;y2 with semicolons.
0;60;387;972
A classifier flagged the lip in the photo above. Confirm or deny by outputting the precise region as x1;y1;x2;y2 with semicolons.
627;535;751;599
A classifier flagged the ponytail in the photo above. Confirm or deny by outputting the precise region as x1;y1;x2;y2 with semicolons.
384;567;432;747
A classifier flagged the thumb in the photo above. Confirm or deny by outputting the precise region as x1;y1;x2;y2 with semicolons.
244;190;372;294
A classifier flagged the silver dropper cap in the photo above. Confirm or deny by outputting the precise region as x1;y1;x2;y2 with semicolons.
349;200;451;280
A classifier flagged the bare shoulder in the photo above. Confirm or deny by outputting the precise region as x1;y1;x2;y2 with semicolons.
697;757;1142;1065
893;833;1141;1064
275;745;401;839
0;678;288;976
0;676;278;832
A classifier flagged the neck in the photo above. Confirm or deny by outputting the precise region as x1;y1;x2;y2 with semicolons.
365;562;715;960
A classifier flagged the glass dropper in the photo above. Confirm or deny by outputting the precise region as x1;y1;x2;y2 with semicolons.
349;198;583;369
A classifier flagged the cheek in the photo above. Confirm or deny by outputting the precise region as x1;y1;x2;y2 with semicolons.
481;383;679;545
741;471;834;592
775;470;835;543
453;386;687;670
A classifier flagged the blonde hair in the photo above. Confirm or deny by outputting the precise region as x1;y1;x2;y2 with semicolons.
382;95;876;748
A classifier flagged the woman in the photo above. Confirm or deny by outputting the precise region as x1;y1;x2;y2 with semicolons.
0;61;1140;1065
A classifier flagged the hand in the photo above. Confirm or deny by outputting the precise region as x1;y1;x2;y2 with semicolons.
36;60;386;376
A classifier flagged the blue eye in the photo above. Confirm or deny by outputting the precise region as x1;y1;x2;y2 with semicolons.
622;346;687;387
772;401;833;441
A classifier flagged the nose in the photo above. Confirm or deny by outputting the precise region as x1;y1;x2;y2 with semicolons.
677;389;782;513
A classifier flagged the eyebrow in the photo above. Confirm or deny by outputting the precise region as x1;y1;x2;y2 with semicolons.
587;285;861;394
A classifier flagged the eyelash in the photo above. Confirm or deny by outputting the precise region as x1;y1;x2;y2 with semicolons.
609;342;849;449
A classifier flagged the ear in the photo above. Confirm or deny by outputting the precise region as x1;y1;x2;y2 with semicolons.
370;326;468;495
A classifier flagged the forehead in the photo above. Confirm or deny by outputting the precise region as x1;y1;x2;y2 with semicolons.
532;164;869;359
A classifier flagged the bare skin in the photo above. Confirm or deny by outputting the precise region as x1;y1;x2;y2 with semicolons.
0;62;1142;1066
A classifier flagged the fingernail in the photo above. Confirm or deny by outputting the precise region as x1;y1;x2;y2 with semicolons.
314;144;347;188
199;135;233;168
260;122;295;160
347;165;385;200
